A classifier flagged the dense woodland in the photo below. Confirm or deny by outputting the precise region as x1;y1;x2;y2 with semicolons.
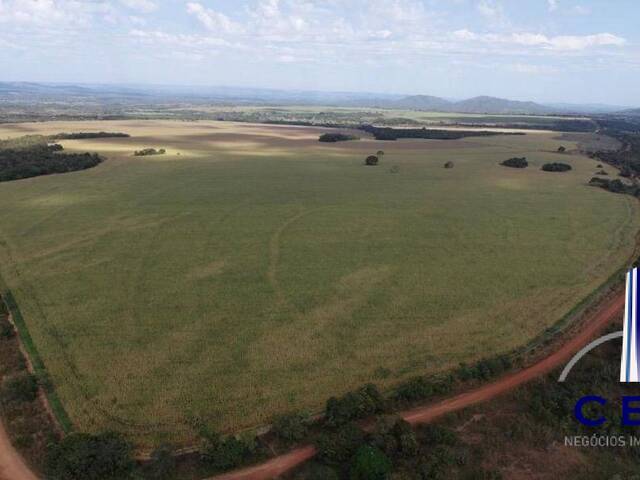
359;125;522;141
50;132;129;139
318;133;359;142
0;136;102;182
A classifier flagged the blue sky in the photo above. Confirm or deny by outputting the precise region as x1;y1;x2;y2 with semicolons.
0;0;639;105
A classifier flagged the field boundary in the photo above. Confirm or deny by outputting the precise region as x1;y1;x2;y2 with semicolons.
0;288;73;433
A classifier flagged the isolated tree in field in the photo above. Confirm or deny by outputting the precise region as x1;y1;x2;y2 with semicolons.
557;146;566;152
365;155;379;166
377;150;385;158
444;161;454;169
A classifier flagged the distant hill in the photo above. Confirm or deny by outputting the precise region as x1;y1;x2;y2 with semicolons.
0;81;631;116
449;96;554;115
381;95;556;115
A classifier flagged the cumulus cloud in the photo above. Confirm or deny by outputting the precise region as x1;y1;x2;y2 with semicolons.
547;0;558;12
186;2;242;34
455;30;626;51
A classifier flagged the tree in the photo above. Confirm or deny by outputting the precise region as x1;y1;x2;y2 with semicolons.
349;445;392;480
500;157;528;168
365;155;379;166
145;444;176;479
541;162;572;172
316;423;365;464
1;373;38;404
45;432;133;480
272;412;309;444
200;430;250;470
444;161;454;169
377;150;385;157
557;146;566;152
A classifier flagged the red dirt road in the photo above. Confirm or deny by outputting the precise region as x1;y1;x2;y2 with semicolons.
0;421;38;480
210;292;624;480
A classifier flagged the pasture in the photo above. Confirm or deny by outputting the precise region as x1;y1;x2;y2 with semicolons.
0;120;636;445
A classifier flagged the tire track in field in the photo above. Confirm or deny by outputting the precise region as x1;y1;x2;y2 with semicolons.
266;208;315;315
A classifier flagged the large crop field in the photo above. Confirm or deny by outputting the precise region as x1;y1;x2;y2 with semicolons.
0;120;637;445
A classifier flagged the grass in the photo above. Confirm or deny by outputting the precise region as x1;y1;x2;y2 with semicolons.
0;120;636;446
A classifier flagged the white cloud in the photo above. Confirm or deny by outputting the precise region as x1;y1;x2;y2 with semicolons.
477;0;509;25
186;2;242;34
119;0;157;14
456;30;626;51
547;0;558;12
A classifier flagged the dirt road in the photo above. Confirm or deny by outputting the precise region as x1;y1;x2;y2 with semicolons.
210;292;624;480
0;421;38;480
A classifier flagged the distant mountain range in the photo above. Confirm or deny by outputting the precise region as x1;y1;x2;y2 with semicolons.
376;95;555;115
0;81;633;116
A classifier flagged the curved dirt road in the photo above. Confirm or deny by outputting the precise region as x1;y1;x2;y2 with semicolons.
0;293;623;480
0;421;38;480
210;292;624;480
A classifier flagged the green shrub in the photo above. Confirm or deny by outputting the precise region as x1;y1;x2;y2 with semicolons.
272;412;309;444
500;157;527;168
325;384;386;426
316;423;366;464
350;445;392;480
295;462;341;480
200;430;251;470
45;432;133;480
145;444;176;479
370;416;418;459
541;162;572;172
1;373;38;404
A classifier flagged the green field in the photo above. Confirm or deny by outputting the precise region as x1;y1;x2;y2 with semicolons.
0;120;637;445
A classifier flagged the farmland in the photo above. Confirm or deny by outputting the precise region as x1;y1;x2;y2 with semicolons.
0;119;637;446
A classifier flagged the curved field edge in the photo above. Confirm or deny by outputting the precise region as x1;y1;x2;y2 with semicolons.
0;121;636;446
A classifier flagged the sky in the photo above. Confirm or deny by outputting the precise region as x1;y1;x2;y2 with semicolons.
0;0;639;106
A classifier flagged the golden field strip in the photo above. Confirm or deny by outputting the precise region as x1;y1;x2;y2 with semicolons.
0;119;637;445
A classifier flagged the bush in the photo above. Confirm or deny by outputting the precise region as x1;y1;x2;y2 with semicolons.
370;416;418;459
134;148;165;157
1;373;38;404
319;133;358;143
295;462;341;480
272;412;309;444
45;432;133;480
557;146;566;152
500;157;528;168
145;444;176;479
0;319;15;339
325;384;386;426
444;161;454;169
395;376;453;403
200;430;251;470
365;155;379;166
350;445;392;480
316;423;366;464
541;162;572;172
